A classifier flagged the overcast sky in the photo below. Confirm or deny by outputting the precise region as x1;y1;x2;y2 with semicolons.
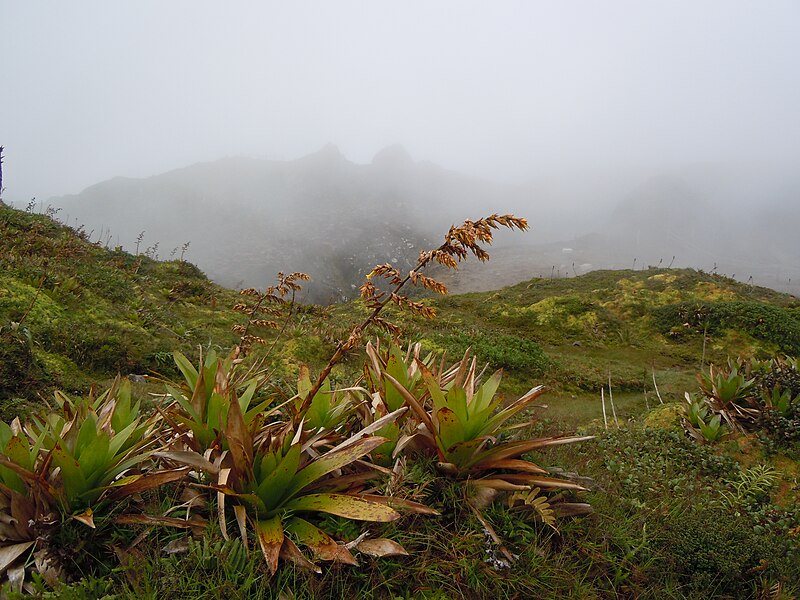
2;1;799;201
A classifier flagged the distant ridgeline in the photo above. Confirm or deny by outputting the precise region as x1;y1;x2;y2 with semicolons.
48;149;800;301
48;145;512;303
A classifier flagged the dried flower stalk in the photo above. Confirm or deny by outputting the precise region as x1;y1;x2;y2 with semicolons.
296;214;528;420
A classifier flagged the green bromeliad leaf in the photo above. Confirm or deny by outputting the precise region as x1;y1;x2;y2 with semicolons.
283;493;400;522
284;436;386;501
255;515;284;574
254;444;302;513
285;516;355;563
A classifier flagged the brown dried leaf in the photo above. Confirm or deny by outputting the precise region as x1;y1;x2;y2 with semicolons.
356;538;409;558
0;541;34;577
279;537;321;573
115;514;208;529
72;508;95;528
107;468;191;500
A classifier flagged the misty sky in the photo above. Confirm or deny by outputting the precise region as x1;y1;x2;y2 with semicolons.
2;1;799;201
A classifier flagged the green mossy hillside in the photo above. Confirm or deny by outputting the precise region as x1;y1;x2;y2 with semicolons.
0;203;241;402
333;268;800;424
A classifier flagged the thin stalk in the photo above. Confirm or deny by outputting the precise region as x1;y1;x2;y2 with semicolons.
601;388;608;431
17;275;46;327
652;367;663;404
700;321;708;370
241;288;298;385
608;373;619;428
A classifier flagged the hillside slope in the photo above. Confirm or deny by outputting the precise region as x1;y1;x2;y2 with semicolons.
0;202;241;403
3;201;800;425
359;268;800;422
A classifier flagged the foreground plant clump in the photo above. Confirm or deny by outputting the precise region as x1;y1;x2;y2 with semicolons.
0;215;595;594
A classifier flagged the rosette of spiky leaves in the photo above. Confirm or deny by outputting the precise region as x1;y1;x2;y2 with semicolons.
164;349;276;455
361;341;439;466
760;386;799;418
754;355;800;397
25;377;170;516
168;392;420;575
698;363;759;429
383;351;593;504
238;428;400;574
294;366;356;436
683;393;728;444
365;342;433;414
0;380;182;592
0;481;58;593
0;419;58;589
0;419;46;496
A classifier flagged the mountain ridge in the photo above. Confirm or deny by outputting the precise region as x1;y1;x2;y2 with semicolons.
48;148;800;300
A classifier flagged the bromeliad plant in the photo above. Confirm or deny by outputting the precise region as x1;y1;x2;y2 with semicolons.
26;376;167;515
164;379;426;575
761;386;800;417
697;362;758;430
0;419;54;588
0;378;187;592
685;357;800;446
162;349;276;455
683;393;727;444
294;365;357;435
362;341;436;466
224;422;408;574
375;345;594;523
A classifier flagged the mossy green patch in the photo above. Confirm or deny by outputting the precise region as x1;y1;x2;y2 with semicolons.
642;402;684;429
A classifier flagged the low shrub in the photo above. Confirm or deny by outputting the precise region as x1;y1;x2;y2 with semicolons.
432;331;550;373
597;428;739;501
653;300;800;353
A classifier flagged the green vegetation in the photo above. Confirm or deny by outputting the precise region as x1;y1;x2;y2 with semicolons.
654;300;800;354
0;204;798;598
0;203;245;398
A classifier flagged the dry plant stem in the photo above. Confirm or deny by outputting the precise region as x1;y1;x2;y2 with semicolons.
240;291;299;386
17;275;46;327
701;322;708;369
601;388;608;431
238;293;269;349
298;264;419;420
652;367;663;404
248;288;296;364
468;500;515;565
608;373;619;428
